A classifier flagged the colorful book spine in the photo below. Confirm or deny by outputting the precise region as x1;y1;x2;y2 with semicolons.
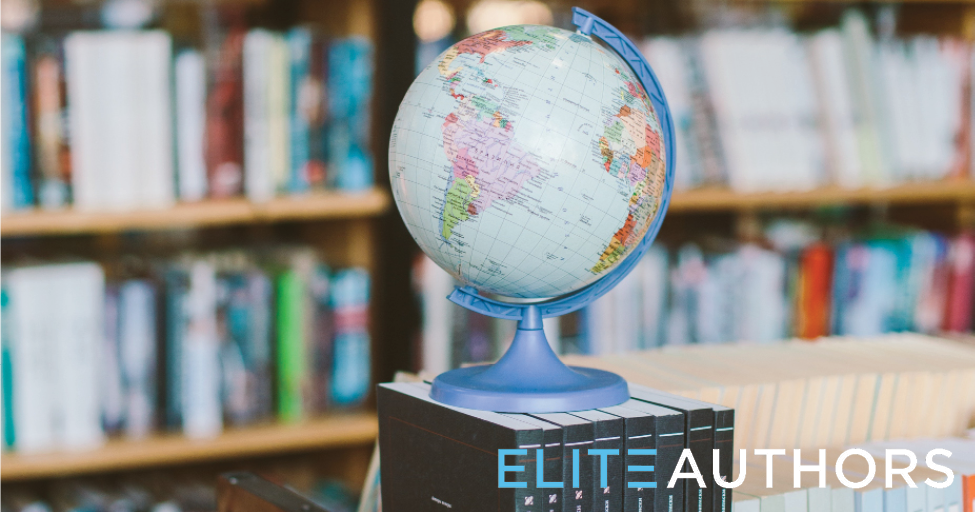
205;25;246;198
31;36;70;209
1;33;34;210
276;267;308;422
1;286;14;449
328;38;374;191
330;268;371;407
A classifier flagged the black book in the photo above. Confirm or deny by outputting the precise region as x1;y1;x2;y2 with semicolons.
570;410;624;512
502;413;564;512
711;405;734;512
604;399;685;512
530;413;595;512
378;382;543;512
629;386;714;512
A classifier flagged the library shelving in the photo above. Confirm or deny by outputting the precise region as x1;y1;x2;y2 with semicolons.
0;189;391;237
0;413;379;482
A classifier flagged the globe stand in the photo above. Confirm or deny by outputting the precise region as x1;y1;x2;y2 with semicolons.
422;7;677;414
430;305;629;412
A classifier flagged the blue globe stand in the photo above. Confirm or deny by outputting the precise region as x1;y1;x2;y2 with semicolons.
429;7;677;413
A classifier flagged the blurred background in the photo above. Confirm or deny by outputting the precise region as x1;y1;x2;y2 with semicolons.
3;0;975;510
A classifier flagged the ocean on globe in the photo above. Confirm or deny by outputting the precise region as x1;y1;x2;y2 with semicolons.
390;24;667;299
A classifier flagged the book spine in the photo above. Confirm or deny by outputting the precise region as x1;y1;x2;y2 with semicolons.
102;287;125;435
306;35;329;189
163;270;186;429
561;427;593;512
1;286;14;449
32;38;70;209
175;50;208;201
542;431;563;512
268;34;291;198
54;264;106;450
243;30;272;203
592;422;624;512
621;417;659;512
205;27;246;198
182;261;222;438
136;31;175;209
118;280;158;439
247;271;274;420
682;412;713;512
1;33;34;210
8;269;57;452
712;411;735;512
288;28;311;193
514;431;539;512
655;419;685;512
330;268;371;407
276;268;307;422
328;38;374;191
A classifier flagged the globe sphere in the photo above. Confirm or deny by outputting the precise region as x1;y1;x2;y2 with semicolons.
390;24;667;299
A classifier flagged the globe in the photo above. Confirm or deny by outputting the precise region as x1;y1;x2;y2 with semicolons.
389;23;668;300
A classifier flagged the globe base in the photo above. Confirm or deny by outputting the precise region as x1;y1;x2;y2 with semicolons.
429;305;630;413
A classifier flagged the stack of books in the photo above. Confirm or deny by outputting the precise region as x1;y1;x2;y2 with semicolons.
378;381;735;512
0;26;373;213
642;9;973;192
1;248;372;453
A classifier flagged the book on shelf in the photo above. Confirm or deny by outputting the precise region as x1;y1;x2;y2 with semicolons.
0;248;372;453
1;33;34;212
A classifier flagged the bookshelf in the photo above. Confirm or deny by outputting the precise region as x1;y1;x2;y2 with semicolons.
0;189;391;237
0;413;378;482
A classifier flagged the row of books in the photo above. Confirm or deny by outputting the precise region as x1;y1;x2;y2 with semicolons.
730;439;975;512
565;334;975;452
641;10;972;192
379;380;735;512
585;227;975;352
1;248;372;454
414;224;975;372
0;27;373;213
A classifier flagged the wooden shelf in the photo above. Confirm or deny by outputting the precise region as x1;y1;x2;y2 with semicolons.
0;412;378;482
4;181;973;236
0;189;390;238
668;180;975;212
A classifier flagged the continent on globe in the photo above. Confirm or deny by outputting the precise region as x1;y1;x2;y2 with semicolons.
591;75;666;274
389;24;668;298
440;111;542;243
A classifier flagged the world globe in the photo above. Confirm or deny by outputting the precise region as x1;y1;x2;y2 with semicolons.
389;23;668;300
